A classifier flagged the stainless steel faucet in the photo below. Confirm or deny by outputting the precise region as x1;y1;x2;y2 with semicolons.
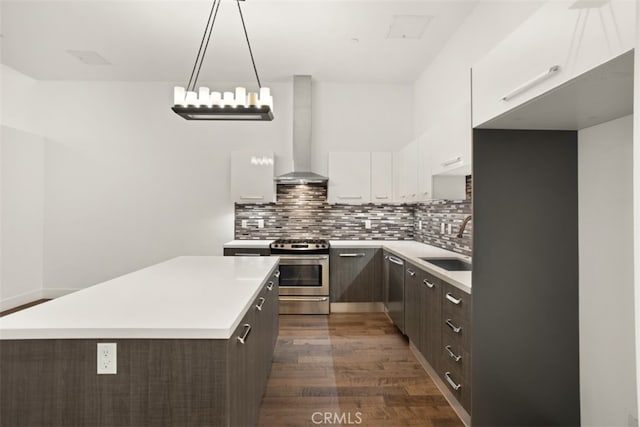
457;215;472;238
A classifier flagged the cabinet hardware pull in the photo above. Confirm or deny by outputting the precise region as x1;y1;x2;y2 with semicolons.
446;319;463;333
442;156;463;167
407;269;415;276
384;255;389;260
338;195;363;200
423;191;429;195
375;195;389;199
267;281;274;291
445;372;462;391
388;256;404;266
446;293;462;305
502;65;560;102
423;279;435;288
239;196;264;200
235;252;261;257
237;323;252;344
255;297;266;311
445;345;462;362
339;253;366;257
274;270;280;278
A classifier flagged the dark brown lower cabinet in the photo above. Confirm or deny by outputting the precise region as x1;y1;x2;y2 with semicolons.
419;271;442;375
0;273;280;427
223;248;271;256
329;248;382;302
404;263;421;347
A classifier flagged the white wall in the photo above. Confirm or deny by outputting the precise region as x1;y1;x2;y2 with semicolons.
413;1;543;137
28;78;411;294
0;65;46;310
311;82;413;175
579;115;637;426
635;1;640;419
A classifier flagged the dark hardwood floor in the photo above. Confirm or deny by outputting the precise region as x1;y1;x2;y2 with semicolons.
0;299;50;317
259;313;463;427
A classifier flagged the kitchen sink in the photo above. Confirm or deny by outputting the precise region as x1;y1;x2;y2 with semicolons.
420;257;472;271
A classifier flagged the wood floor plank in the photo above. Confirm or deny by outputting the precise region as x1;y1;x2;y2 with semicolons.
258;313;463;427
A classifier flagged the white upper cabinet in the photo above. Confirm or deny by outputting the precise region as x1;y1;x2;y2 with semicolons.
417;133;433;202
371;152;394;203
430;103;472;176
328;152;371;204
230;151;275;203
393;141;419;203
472;0;636;127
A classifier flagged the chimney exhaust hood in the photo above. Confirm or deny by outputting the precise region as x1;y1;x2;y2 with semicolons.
274;75;328;185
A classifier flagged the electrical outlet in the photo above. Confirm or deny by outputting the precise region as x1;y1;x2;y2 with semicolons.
440;223;446;234
418;220;422;230
447;224;452;234
257;219;264;229
241;220;248;228
97;343;117;375
364;220;372;229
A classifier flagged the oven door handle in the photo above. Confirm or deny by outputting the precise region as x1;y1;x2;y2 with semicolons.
278;255;329;261
279;297;329;302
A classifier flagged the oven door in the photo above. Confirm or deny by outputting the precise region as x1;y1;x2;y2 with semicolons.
277;255;329;296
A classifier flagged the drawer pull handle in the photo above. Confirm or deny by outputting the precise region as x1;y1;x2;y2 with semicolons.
274;270;280;278
445;372;462;391
407;269;415;276
375;195;389;199
267;281;274;291
423;279;435;288
501;65;560;102
235;252;261;257
446;293;462;305
445;345;462;362
237;324;252;344
446;319;463;334
442;156;463;167
338;195;363;200
255;297;266;311
388;256;404;266
239;196;264;200
339;253;366;257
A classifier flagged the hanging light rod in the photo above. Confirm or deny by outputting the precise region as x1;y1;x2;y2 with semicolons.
172;0;273;121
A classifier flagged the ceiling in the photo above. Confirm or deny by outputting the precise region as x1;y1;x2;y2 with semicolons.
0;0;478;84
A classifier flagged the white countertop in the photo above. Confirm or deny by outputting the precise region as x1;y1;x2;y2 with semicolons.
330;240;472;293
223;240;274;249
0;256;279;340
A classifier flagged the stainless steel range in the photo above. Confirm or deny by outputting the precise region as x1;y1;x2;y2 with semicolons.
270;239;330;314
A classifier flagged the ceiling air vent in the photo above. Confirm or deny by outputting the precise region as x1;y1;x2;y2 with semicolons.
66;50;111;66
386;15;432;40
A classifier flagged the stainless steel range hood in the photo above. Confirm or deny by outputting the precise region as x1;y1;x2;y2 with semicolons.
274;75;328;185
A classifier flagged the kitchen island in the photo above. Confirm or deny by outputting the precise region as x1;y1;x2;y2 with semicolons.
0;256;280;427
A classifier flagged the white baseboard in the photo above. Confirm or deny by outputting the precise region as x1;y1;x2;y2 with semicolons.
0;289;44;312
41;288;78;299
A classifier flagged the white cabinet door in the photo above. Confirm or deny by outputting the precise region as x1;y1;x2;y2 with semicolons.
431;104;472;176
393;151;403;203
371;152;393;203
473;0;636;127
404;140;419;203
230;151;275;203
328;152;371;204
417;132;433;202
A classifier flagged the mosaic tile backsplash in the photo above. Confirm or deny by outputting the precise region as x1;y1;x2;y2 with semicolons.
235;177;472;257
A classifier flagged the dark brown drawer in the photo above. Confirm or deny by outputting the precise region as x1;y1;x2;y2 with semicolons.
442;315;471;351
440;368;471;413
443;283;471;324
440;342;471;383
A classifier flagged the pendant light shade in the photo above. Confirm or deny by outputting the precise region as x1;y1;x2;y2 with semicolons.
171;0;273;121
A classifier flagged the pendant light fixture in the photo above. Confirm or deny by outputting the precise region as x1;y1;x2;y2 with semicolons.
172;0;273;121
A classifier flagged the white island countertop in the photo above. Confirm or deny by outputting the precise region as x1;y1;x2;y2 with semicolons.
331;240;472;293
0;256;279;340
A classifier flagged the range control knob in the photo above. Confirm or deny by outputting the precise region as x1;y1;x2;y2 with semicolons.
315;244;320;248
